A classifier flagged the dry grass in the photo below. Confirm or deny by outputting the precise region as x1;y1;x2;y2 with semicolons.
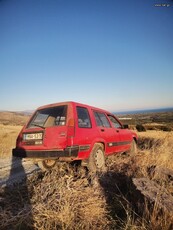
0;110;30;158
137;131;173;172
0;127;173;229
0;165;111;230
0;111;30;126
0;124;22;158
31;168;110;230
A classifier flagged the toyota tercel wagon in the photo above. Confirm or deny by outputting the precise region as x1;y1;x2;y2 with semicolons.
13;101;138;171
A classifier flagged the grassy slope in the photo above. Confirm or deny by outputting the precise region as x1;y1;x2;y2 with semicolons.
0;111;173;229
0;111;30;158
0;111;30;126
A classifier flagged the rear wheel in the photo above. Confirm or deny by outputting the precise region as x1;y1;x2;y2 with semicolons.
88;143;107;173
38;159;57;171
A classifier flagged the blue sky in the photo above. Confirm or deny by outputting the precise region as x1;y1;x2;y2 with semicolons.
0;0;173;112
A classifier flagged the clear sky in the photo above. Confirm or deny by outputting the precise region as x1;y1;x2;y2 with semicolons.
0;0;173;112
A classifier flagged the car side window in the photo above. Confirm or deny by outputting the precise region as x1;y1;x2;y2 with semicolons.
94;111;111;127
77;107;91;128
108;115;122;129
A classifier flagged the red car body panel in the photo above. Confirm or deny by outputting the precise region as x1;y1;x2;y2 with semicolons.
13;101;138;161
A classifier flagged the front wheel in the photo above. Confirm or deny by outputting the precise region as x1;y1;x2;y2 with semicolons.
88;143;107;173
38;159;57;171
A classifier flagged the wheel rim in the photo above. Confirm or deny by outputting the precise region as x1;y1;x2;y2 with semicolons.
94;149;105;169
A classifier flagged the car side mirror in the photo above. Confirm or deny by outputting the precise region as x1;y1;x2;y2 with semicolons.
123;124;129;129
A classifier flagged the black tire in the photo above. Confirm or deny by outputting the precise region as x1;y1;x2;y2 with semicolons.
38;159;57;171
88;143;107;173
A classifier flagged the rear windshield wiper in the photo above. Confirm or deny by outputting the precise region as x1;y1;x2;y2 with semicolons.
32;124;45;129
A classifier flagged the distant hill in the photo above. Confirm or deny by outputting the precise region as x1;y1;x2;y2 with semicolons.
114;107;173;115
0;111;31;126
21;110;34;115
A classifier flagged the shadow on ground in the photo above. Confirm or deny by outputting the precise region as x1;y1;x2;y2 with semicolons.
98;170;145;229
0;157;33;229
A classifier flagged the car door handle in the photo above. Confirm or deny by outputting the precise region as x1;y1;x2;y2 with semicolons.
101;128;105;132
116;129;119;133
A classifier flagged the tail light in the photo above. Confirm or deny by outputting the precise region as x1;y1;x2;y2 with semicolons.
67;118;75;137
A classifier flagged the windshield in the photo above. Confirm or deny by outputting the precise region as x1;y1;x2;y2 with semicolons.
27;105;67;128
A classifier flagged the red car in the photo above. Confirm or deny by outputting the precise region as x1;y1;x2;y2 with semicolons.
13;101;138;171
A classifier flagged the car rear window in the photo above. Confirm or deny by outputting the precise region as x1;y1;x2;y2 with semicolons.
27;105;67;128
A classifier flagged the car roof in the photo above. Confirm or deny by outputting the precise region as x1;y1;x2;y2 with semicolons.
37;101;112;115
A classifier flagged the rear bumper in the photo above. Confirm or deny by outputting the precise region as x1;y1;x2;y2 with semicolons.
12;146;79;159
